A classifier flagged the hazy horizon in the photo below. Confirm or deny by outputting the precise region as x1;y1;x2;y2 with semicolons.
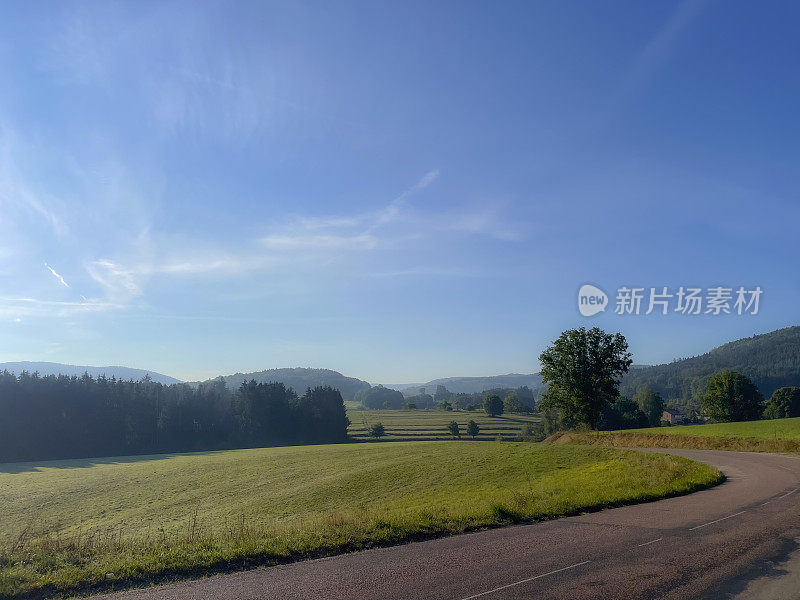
1;323;795;384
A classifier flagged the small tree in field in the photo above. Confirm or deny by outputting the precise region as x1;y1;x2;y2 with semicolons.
466;420;480;439
370;422;386;438
484;394;504;417
447;420;460;438
701;371;763;422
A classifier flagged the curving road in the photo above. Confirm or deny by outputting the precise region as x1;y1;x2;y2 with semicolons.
95;450;800;600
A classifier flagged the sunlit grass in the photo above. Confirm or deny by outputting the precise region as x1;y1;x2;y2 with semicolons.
551;417;800;451
0;441;721;598
619;417;800;440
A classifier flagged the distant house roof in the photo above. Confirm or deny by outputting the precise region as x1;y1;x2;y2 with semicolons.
664;409;684;416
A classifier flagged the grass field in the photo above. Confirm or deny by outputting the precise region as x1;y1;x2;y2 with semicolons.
347;409;540;441
0;441;721;598
549;417;800;452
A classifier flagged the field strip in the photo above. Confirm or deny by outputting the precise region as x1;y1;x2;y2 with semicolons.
458;561;590;599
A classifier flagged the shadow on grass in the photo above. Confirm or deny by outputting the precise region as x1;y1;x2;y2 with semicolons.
0;450;225;474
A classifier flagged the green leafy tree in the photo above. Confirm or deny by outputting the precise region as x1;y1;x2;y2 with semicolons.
598;396;649;431
355;385;405;409
503;392;524;413
763;387;800;419
405;402;417;409
633;386;664;427
539;327;633;429
438;401;453;411
541;406;563;434
466;420;480;438
369;422;386;438
483;394;504;417
701;371;763;422
447;420;460;438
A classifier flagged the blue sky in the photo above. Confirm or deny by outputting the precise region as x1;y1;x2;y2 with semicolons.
1;0;798;383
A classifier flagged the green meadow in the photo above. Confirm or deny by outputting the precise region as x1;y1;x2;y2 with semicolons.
551;417;800;452
347;408;540;440
0;441;720;598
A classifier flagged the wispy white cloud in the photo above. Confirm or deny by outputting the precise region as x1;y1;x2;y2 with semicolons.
0;167;524;322
0;297;126;318
260;170;440;253
45;263;69;287
85;260;143;305
617;0;710;102
262;233;379;251
442;207;525;241
362;266;481;278
0;128;68;238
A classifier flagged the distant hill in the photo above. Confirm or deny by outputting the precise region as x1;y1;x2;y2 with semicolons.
0;361;181;385
621;326;800;403
385;374;544;395
197;367;371;402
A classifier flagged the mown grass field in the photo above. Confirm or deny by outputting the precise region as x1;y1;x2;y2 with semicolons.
347;409;540;441
550;417;800;452
0;441;721;598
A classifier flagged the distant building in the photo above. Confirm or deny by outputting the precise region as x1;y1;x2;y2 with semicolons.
661;409;685;425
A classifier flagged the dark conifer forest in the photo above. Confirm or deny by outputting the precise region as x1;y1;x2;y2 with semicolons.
0;371;349;463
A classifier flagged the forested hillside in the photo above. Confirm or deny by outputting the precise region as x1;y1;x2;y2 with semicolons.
621;326;800;406
196;368;371;402
0;362;180;385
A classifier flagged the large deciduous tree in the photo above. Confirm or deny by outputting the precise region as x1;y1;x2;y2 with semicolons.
539;327;633;430
701;371;763;422
764;387;800;419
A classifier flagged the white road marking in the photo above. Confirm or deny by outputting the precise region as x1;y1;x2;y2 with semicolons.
760;487;798;506
635;537;663;547
458;561;590;600
688;510;747;531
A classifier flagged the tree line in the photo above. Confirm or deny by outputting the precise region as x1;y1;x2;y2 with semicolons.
356;383;535;412
537;327;800;435
0;371;349;463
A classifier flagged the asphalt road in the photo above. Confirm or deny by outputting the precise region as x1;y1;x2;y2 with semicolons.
95;449;800;600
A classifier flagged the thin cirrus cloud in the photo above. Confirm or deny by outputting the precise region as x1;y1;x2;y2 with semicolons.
256;169;525;252
1;169;525;320
0;132;68;239
45;263;70;287
261;169;442;252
